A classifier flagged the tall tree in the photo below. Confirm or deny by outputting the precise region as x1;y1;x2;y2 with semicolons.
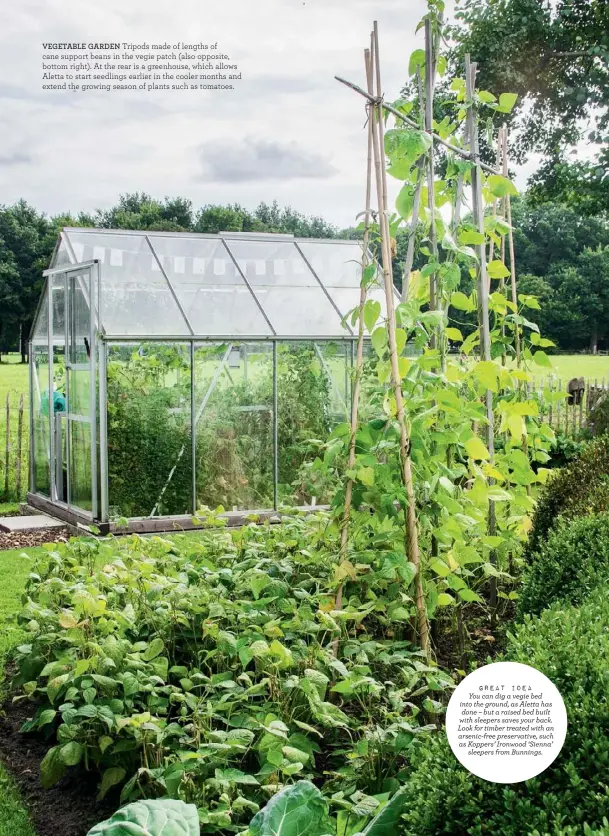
449;0;609;211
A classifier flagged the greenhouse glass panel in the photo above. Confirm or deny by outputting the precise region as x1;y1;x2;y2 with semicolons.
63;230;191;336
298;241;364;288
51;273;66;343
315;341;351;421
53;236;73;267
224;239;347;337
329;286;390;324
32;286;49;345
28;228;401;530
194;342;274;511
106;342;192;518
276;341;339;506
147;236;273;337
298;240;392;323
69;419;92;511
32;344;51;497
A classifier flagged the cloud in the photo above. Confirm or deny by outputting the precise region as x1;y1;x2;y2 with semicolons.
0;152;32;166
197;137;337;182
0;84;32;100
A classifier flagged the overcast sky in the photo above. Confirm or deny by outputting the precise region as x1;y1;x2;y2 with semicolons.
1;0;538;229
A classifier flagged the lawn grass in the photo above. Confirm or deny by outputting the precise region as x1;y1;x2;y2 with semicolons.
0;503;21;516
0;544;43;836
0;355;29;504
536;354;609;383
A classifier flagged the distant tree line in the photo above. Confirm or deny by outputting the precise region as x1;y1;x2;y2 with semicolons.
1;191;608;358
0;195;338;360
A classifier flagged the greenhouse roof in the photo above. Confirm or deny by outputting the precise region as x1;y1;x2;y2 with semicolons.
46;228;395;340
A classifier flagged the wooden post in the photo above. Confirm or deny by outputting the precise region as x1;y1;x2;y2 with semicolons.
402;67;425;302
4;393;10;499
584;379;590;428
487;132;503;270
557;379;562;433
424;18;439;339
465;56;497;608
371;22;429;657
16;393;24;499
502;129;521;366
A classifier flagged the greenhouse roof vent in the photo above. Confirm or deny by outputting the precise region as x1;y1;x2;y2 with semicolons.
219;230;295;241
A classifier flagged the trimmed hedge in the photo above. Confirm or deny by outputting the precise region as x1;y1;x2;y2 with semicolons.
399;589;609;835
519;512;609;617
526;436;609;559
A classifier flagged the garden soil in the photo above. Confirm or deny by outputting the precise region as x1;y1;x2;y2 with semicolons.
0;697;118;836
0;528;68;551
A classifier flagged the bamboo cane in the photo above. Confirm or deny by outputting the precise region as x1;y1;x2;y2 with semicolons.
371;24;429;657
424;18;439;326
401;67;426;302
335;75;501;175
336;46;376;615
502;129;521;366
487;131;504;272
465;56;497;609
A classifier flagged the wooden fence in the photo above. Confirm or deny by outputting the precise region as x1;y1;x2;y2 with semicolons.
529;376;607;436
0;391;28;502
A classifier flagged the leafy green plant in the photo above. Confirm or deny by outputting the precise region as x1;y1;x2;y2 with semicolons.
525;436;609;558
519;512;609;617
13;525;452;831
591;395;609;438
545;431;589;470
245;781;332;836
399;586;609;834
106;342;336;517
87;799;199;836
242;780;407;836
107;344;192;517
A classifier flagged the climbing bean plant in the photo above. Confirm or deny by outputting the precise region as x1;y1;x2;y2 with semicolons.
328;1;560;657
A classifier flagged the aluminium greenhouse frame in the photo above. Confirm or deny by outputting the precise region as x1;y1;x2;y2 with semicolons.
28;229;396;533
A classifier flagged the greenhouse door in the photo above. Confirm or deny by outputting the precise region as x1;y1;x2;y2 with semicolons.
55;265;97;517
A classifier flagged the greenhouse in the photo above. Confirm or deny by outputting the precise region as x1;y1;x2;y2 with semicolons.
28;227;394;532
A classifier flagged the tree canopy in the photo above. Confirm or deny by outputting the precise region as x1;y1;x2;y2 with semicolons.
512;198;609;351
0;195;338;357
449;0;609;212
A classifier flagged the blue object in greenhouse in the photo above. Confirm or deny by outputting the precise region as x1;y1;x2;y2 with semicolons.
41;389;66;417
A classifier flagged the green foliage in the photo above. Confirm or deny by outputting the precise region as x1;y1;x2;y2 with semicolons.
106;343;334;517
526;436;609;558
399;587;609;834
87;799;199;836
510;198;609;350
247;781;332;836
545;432;589;470
449;0;609;212
13;524;452;831
107;345;192;517
519;513;609;617
591;395;609;437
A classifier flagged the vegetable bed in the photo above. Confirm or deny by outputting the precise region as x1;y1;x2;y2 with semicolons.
9;519;453;834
